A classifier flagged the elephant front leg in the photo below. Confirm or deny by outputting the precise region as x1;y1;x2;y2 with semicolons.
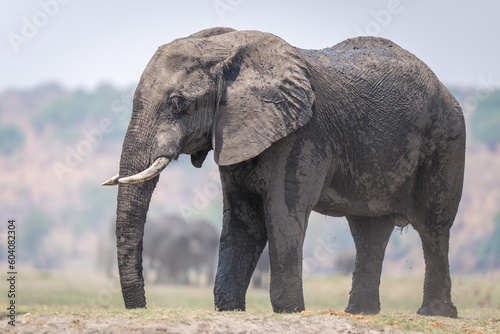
214;188;267;311
266;210;307;313
345;216;395;315
262;137;332;313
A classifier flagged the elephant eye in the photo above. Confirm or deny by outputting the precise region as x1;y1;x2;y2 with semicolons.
170;96;187;112
170;95;195;115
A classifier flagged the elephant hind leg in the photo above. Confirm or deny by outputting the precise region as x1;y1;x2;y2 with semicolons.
345;215;395;315
415;224;457;318
413;184;459;317
412;144;463;318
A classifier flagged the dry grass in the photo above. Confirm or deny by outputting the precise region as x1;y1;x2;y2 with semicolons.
7;270;500;333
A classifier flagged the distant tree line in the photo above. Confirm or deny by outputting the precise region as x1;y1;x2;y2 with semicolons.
477;211;500;271
0;125;24;155
470;91;500;149
31;83;131;143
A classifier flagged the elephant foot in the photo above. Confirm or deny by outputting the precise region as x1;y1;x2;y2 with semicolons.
345;305;380;316
345;301;381;315
215;305;245;312
345;292;380;314
214;294;246;312
417;300;458;318
214;273;247;312
270;286;305;313
272;303;305;313
214;288;246;312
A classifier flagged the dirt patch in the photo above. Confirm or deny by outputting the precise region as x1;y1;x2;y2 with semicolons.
3;313;415;334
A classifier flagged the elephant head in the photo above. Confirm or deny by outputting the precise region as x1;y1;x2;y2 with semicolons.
102;27;314;308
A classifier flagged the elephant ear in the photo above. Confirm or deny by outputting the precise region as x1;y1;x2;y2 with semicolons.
212;37;315;166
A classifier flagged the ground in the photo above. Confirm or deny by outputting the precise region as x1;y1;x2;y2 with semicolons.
4;311;407;334
5;308;500;334
2;271;499;333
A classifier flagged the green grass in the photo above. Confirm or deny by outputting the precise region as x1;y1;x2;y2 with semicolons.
351;311;500;333
7;270;500;333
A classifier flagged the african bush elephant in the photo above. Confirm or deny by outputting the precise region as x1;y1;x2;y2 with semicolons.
252;245;270;289
187;219;219;285
103;27;465;317
143;215;218;285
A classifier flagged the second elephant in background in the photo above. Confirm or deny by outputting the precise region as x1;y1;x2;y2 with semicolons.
143;215;218;285
252;246;270;289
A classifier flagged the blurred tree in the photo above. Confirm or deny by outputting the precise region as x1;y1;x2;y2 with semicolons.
477;211;500;270
31;84;130;142
21;209;52;268
470;91;500;149
72;182;117;235
0;125;25;155
447;86;467;104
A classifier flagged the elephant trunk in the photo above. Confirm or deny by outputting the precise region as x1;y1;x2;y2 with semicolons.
115;103;161;308
107;89;184;307
116;179;157;308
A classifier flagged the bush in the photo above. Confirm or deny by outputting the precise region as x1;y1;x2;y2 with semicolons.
477;211;500;270
0;125;25;155
32;84;123;129
470;91;500;149
20;209;53;268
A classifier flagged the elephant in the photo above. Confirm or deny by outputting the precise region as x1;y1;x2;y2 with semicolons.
96;225;117;279
334;249;356;276
186;219;220;285
142;215;190;284
142;215;218;285
252;245;270;289
103;27;465;317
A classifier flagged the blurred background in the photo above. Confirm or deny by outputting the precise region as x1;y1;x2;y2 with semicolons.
0;0;499;310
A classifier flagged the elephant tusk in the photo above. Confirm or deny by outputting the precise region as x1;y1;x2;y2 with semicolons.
118;157;171;184
102;173;120;186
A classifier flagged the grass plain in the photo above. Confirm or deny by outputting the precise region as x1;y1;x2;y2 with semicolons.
4;270;500;333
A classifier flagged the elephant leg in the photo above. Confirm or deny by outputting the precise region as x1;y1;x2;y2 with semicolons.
412;144;462;318
345;216;395;315
214;185;267;311
261;135;332;313
415;223;457;317
265;204;308;313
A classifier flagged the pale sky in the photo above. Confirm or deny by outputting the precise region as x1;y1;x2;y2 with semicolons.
1;0;499;90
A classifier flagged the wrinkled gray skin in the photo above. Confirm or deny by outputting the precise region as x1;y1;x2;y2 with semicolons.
143;216;218;285
105;27;465;317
